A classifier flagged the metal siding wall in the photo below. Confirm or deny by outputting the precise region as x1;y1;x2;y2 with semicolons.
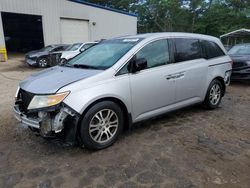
0;12;5;48
0;0;137;47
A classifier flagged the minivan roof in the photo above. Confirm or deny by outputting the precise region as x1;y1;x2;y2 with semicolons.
118;32;220;42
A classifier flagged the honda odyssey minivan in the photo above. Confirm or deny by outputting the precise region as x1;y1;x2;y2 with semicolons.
14;33;232;150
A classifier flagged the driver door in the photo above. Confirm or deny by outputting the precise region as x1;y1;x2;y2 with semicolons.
129;39;176;122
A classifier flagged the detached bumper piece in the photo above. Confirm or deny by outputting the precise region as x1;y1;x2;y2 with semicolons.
25;56;38;66
14;105;40;129
13;104;80;145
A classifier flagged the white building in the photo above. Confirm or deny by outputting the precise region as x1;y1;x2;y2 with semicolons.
0;0;137;56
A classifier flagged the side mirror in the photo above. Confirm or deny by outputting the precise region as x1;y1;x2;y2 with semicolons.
131;58;147;73
80;48;85;52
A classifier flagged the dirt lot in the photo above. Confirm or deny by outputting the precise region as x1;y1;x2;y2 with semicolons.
0;56;250;188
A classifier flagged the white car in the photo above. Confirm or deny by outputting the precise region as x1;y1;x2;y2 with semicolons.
60;42;97;64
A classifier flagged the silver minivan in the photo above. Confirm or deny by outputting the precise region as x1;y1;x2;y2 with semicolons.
14;33;232;150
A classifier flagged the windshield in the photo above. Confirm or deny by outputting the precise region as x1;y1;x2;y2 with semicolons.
65;38;142;70
66;43;82;51
40;45;54;52
228;45;250;55
81;43;96;50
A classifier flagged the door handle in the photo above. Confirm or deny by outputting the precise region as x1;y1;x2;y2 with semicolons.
166;76;172;80
165;71;186;80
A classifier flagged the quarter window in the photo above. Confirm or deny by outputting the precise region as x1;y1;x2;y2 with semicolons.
174;38;202;62
201;40;225;59
135;39;170;69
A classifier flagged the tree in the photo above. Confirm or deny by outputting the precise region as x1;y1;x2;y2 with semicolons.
86;0;250;37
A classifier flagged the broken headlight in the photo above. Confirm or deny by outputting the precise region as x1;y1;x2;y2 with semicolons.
28;91;70;110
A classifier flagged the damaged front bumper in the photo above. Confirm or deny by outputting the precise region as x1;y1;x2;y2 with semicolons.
13;103;80;144
231;66;250;80
14;105;40;128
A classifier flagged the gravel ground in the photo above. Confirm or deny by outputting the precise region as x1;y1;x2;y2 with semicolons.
0;56;250;188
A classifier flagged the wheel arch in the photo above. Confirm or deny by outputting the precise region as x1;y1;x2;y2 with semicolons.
78;97;132;131
213;76;226;97
37;55;49;60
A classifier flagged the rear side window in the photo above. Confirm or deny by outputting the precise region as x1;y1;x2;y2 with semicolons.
174;38;202;62
201;40;225;59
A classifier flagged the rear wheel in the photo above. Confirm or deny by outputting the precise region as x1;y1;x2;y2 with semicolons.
204;79;223;109
78;101;124;150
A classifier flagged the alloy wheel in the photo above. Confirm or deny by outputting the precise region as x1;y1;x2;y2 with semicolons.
39;58;48;67
89;109;119;144
209;83;221;105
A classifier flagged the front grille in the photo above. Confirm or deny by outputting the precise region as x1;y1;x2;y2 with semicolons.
17;89;35;113
232;62;247;69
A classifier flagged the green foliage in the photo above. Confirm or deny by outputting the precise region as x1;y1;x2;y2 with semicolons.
85;0;250;37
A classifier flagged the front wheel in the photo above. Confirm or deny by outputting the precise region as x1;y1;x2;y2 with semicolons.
37;58;48;68
204;79;223;109
60;58;67;65
78;101;124;150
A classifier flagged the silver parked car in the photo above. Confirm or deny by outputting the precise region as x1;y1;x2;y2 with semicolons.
14;33;232;150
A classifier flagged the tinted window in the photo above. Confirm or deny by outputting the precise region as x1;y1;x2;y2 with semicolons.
174;38;202;62
41;45;53;52
52;46;65;52
136;39;170;69
61;46;69;50
202;40;225;59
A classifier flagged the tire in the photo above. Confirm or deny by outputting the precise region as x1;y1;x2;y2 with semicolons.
60;58;67;65
38;57;48;68
78;101;124;150
204;79;223;109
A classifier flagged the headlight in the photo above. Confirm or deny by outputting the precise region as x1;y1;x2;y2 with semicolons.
15;86;20;100
28;91;70;110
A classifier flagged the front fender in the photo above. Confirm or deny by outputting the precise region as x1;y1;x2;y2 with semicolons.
61;76;131;115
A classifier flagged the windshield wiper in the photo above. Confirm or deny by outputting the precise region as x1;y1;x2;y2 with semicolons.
73;64;99;70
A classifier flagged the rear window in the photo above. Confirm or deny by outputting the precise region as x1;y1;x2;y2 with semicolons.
201;40;225;59
174;38;202;62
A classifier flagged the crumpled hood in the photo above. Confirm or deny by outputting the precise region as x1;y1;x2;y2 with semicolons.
20;66;103;94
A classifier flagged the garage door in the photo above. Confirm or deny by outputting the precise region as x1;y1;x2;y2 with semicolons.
60;18;89;44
